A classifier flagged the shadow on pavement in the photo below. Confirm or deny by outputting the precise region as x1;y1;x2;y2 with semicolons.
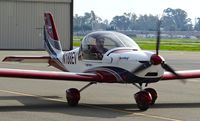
1;95;200;118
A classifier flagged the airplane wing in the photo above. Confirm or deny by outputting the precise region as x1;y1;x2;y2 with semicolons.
1;68;200;83
3;56;51;63
161;70;200;80
0;68;102;82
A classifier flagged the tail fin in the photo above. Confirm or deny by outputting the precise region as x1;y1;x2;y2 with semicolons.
44;12;62;57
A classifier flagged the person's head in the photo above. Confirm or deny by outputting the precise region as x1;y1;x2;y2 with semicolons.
96;38;104;49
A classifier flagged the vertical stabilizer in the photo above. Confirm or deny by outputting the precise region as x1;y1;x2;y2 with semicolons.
44;12;62;57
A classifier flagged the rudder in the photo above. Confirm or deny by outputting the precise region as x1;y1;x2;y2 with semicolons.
44;12;62;57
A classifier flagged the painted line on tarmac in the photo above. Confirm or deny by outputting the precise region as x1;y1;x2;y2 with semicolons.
0;89;181;121
0;89;65;103
83;104;181;121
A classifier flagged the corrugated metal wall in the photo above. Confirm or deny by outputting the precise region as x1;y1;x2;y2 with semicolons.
0;0;72;50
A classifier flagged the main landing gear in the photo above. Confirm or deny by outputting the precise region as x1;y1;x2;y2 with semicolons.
66;82;95;106
133;83;157;110
65;82;157;111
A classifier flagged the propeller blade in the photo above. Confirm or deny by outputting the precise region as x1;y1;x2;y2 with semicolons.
132;62;152;73
162;63;178;76
156;20;161;55
162;63;186;83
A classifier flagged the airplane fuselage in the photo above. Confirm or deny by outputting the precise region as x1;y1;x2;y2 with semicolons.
59;47;164;83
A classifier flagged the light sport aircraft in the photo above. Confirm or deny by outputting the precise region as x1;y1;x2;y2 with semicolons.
1;12;200;111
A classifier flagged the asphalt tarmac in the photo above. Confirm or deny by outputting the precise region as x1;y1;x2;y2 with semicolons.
0;51;200;121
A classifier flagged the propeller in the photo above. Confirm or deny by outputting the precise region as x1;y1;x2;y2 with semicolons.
156;19;161;55
132;18;184;82
133;62;152;73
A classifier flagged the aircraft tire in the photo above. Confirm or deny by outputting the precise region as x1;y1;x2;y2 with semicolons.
134;90;152;111
144;88;157;105
66;88;80;106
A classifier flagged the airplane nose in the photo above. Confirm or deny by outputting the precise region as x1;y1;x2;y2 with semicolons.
150;54;164;65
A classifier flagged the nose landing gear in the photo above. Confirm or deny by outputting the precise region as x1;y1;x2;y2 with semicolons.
133;83;158;110
134;90;152;110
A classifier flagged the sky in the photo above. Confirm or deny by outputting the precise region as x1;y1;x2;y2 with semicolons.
74;0;200;23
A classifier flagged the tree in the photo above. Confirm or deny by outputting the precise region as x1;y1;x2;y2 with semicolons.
194;18;200;31
73;13;92;34
90;10;104;30
162;8;192;31
73;14;83;32
124;12;137;30
74;8;196;32
73;10;106;32
136;14;158;31
130;13;138;30
110;15;130;30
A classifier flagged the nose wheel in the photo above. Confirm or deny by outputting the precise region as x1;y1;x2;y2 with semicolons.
134;90;152;110
144;88;157;105
134;85;158;110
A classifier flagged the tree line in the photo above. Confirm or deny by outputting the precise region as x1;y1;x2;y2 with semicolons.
73;8;200;32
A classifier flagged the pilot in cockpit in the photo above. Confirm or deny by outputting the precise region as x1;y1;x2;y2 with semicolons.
95;37;108;54
89;37;108;60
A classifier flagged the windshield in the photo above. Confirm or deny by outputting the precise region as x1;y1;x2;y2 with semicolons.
82;31;140;49
114;32;140;48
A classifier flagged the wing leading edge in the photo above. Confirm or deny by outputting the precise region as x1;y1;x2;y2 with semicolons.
161;70;200;80
0;68;200;83
0;68;101;82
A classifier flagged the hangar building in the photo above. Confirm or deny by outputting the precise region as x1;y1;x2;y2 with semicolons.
0;0;73;50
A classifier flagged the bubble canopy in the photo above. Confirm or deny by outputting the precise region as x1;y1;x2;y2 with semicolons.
80;31;141;60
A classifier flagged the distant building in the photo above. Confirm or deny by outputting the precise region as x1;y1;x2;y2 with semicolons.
0;0;73;50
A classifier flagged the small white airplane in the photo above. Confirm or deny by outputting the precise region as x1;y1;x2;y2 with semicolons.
1;12;200;110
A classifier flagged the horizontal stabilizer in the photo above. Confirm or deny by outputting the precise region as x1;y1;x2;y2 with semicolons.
3;56;51;63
